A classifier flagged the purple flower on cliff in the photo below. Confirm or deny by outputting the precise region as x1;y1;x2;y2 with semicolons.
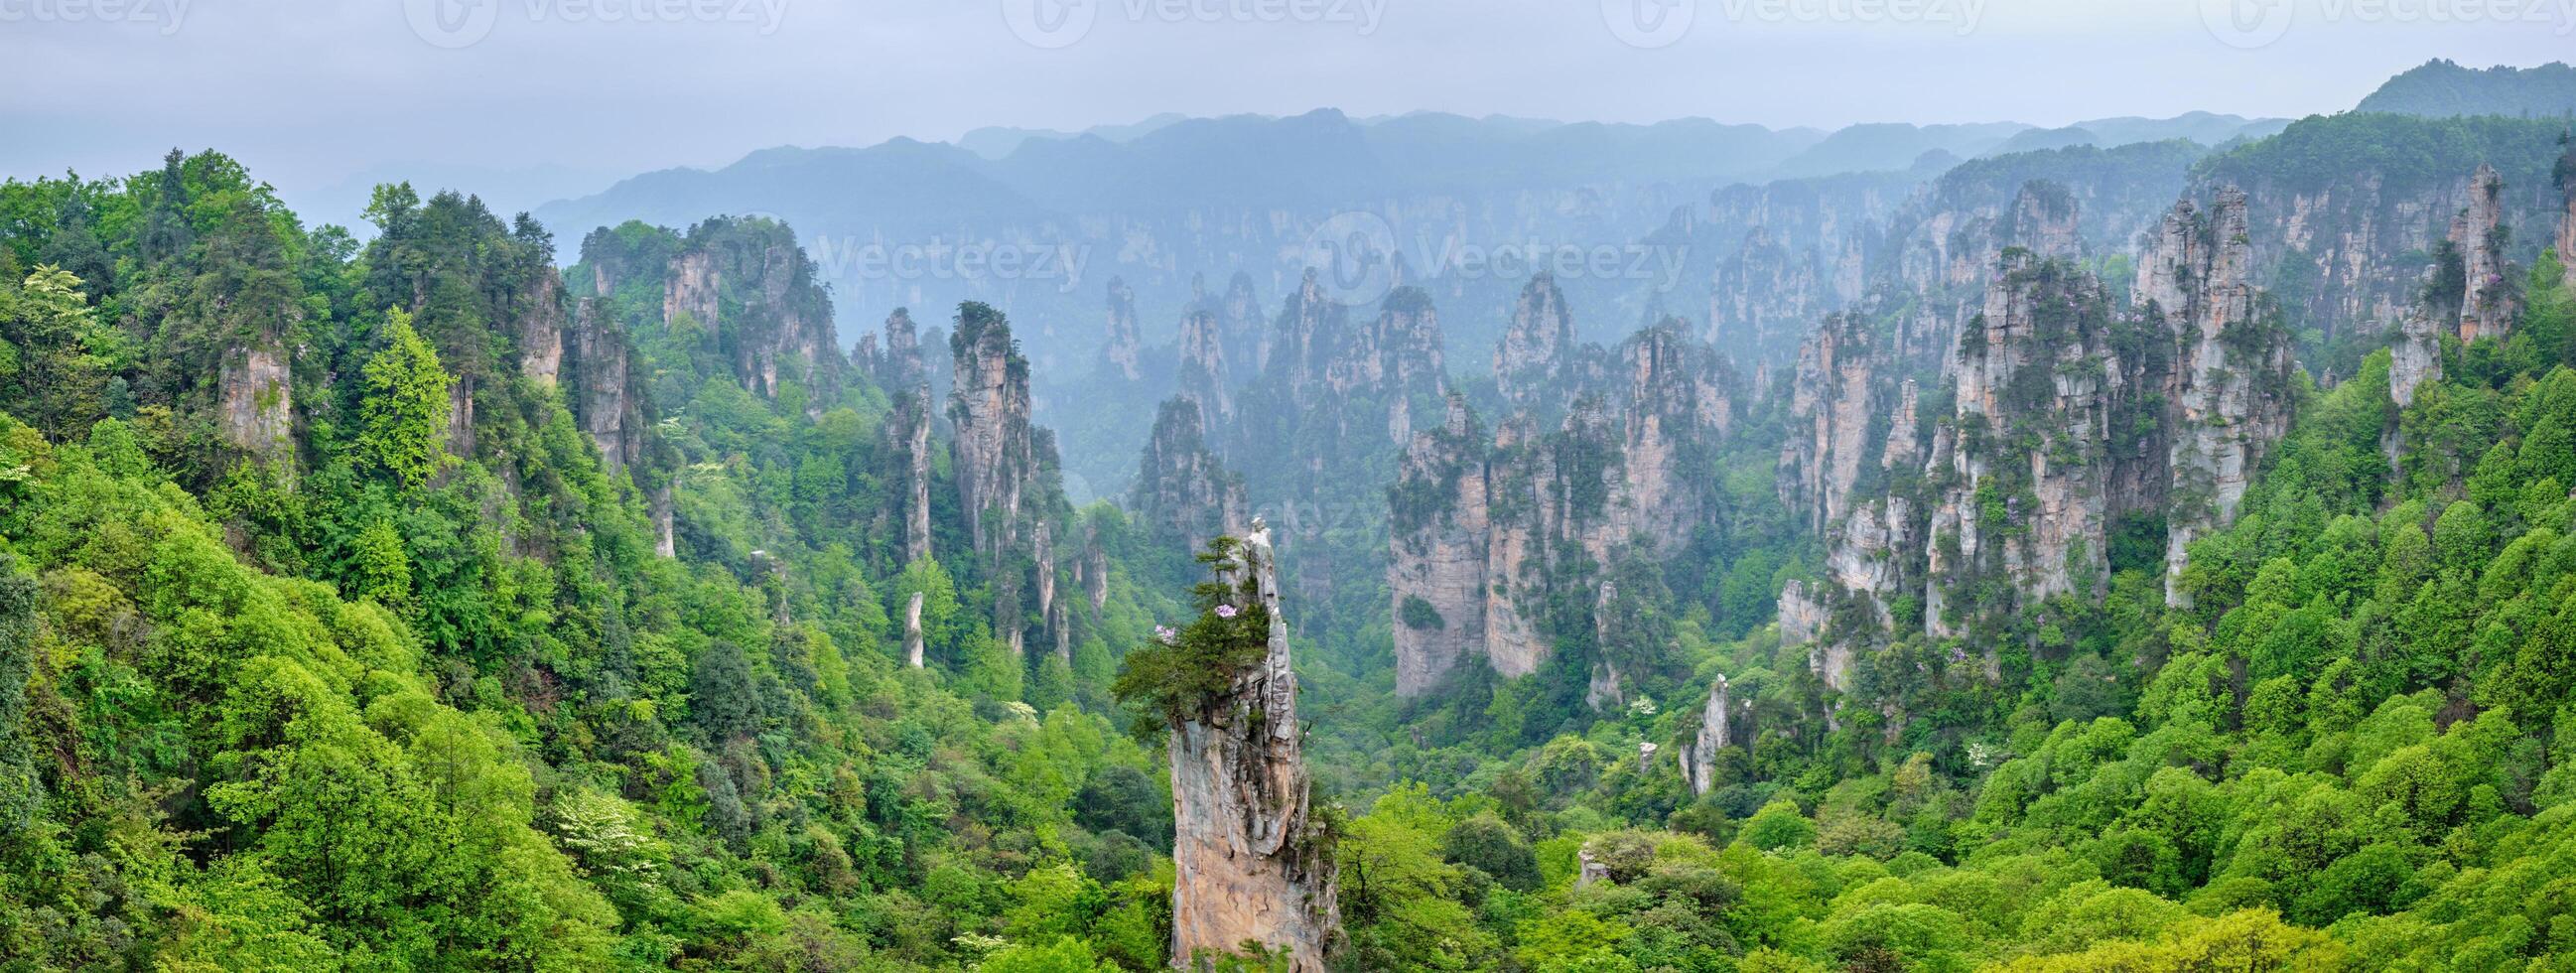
1214;604;1239;619
2488;273;2506;285
1153;626;1176;644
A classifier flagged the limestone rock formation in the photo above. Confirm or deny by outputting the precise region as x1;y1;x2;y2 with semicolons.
216;343;292;463
949;303;1042;558
1168;525;1340;971
1389;396;1491;696
1495;273;1574;408
2138;188;2295;603
568;297;646;476
890;387;935;565
518;269;567;386
1103;276;1143;381
902;591;925;669
1677;675;1747;796
1176;307;1235;427
660;220;844;409
1135;398;1249;546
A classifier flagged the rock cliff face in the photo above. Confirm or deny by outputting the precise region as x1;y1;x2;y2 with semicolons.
568;296;646;477
2456;165;2522;344
2391;165;2531;407
1386;309;1740;697
1103;276;1144;381
1135;398;1250;545
661;220;844;409
1389;396;1492;696
1926;253;2129;631
1168;526;1340;971
216;343;292;463
1495;274;1575;409
1176;308;1235;428
1784;186;2296;684
1677;675;1748;796
2559;139;2576;287
950;304;1043;559
2138;189;2296;603
518;269;568;387
890;388;935;565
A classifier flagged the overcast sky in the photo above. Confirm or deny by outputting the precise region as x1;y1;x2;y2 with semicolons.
3;0;2566;205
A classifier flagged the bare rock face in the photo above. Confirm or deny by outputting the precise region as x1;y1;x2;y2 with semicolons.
903;592;925;668
1677;675;1743;796
1778;314;1880;533
949;304;1041;558
870;308;926;392
1103;277;1144;381
2138;188;2294;603
1930;252;2126;627
661;221;844;409
2456;165;2521;345
216;344;293;463
1389;396;1491;696
518;269;568;386
889;387;935;565
2559;139;2576;288
1168;526;1340;972
1177;308;1235;427
1711;226;1836;362
650;484;676;558
1496;274;1574;408
1386;312;1740;698
569;297;645;476
1613;322;1736;557
1135;398;1250;546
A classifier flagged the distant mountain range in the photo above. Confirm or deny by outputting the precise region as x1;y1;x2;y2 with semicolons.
2355;59;2576;119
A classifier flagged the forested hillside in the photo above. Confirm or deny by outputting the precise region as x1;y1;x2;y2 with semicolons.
4;102;2576;973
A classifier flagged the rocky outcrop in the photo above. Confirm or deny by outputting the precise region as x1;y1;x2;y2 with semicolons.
1176;308;1234;427
2559;137;2576;287
950;303;1042;558
890;387;935;565
1389;396;1491;696
1677;675;1746;796
2138;189;2295;602
2457;165;2521;344
661;220;844;408
1494;274;1574;408
1777;315;1883;533
1102;277;1143;381
903;591;925;668
1168;525;1340;971
1135;398;1249;545
1926;253;2128;631
1387;315;1740;697
518;270;567;386
216;344;292;463
568;297;646;476
861;308;926;392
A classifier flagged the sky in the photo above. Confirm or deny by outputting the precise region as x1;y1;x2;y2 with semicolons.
2;0;2568;211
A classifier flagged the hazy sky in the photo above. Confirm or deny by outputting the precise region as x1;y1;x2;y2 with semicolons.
3;0;2566;203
